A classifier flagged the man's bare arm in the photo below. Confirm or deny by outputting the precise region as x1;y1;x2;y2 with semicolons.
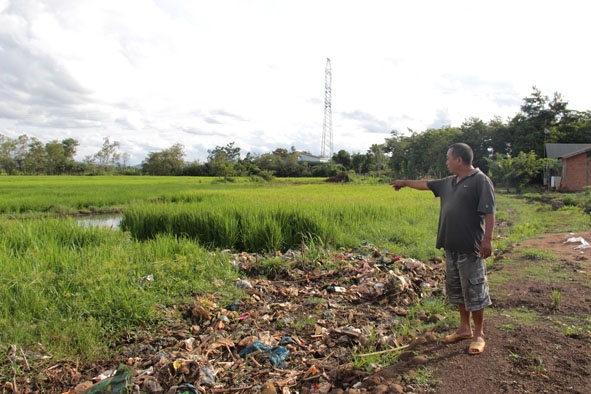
479;213;496;259
390;180;429;191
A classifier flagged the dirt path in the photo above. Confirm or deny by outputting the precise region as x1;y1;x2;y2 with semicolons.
361;231;591;393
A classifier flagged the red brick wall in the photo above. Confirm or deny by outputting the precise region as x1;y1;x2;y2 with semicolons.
562;153;591;191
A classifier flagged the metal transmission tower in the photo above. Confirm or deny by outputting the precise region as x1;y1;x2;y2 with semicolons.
320;58;333;159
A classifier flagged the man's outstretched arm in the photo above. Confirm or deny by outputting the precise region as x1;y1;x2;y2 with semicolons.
390;180;429;191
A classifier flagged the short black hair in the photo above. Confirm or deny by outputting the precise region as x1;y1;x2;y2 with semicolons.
449;143;473;165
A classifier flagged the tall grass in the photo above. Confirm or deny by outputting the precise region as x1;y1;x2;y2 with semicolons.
0;219;241;361
121;184;442;259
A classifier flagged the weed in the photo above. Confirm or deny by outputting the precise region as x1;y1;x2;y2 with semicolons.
550;288;562;311
497;324;516;333
527;351;546;374
560;323;585;338
491;307;541;326
522;249;554;261
294;314;317;330
408;366;438;393
508;350;521;364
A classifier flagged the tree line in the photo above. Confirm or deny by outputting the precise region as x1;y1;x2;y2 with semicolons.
1;87;590;190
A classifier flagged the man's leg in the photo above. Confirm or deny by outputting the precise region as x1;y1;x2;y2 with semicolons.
468;308;486;354
458;304;473;336
471;308;485;341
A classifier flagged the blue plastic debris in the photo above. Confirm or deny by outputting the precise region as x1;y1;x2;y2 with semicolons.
238;340;290;367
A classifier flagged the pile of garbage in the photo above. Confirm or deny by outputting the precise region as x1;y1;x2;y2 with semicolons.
10;247;448;394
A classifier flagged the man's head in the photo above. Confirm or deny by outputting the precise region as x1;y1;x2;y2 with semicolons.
446;143;474;175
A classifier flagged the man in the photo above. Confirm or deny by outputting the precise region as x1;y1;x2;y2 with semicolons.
390;143;495;355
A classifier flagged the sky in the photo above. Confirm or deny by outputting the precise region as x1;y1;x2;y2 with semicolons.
1;0;590;165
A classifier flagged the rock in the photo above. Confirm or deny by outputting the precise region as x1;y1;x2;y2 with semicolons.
428;313;443;323
373;384;390;393
411;355;429;365
260;381;277;394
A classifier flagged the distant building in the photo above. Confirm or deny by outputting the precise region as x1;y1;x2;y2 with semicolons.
298;154;330;164
546;143;591;191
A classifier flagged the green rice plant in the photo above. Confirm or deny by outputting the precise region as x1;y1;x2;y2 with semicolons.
0;219;241;361
2;177;591;370
121;184;442;259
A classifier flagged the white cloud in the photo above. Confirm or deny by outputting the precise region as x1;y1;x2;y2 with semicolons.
0;0;589;164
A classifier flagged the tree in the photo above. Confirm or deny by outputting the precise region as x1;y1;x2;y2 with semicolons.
45;141;67;175
92;137;121;173
207;142;241;177
509;87;571;158
486;151;543;193
0;135;16;175
142;144;185;175
460;118;494;173
24;137;46;174
332;150;352;170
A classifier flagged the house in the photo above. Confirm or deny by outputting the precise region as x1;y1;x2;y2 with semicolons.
546;143;591;191
297;154;330;164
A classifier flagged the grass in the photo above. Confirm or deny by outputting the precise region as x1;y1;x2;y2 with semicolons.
1;177;591;381
550;288;562;312
522;248;556;261
412;366;439;392
488;306;543;326
0;219;242;361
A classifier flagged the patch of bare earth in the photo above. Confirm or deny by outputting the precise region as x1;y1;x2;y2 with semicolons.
363;231;591;394
4;233;591;393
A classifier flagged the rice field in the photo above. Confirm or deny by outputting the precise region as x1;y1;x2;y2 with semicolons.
1;176;590;363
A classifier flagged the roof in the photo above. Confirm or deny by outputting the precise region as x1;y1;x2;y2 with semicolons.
560;146;591;159
298;154;330;163
546;143;591;159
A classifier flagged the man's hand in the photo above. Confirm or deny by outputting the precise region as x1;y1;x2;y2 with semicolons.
479;239;492;259
390;180;405;191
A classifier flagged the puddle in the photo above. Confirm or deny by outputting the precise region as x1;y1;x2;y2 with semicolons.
77;215;122;230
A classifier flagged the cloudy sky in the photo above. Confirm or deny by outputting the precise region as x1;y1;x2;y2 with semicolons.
1;0;589;164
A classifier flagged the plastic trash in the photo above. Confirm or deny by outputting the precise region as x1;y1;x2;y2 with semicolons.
268;346;289;367
176;383;198;394
239;340;273;356
82;364;133;394
238;340;290;367
200;365;217;387
236;278;253;289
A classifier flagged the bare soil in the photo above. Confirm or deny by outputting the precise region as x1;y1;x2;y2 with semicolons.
4;232;591;394
362;231;591;394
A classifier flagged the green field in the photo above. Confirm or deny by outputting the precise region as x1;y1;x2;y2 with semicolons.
0;176;590;366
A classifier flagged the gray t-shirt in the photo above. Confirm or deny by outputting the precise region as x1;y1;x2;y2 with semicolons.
427;168;495;253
